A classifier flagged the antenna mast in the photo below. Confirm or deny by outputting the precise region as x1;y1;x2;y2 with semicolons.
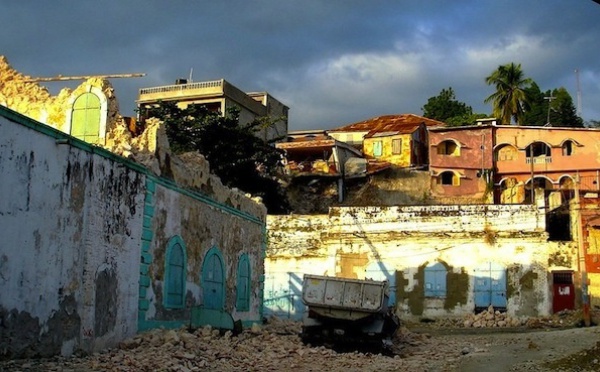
575;69;582;117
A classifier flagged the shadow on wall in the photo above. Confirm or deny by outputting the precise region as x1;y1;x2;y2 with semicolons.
262;261;576;321
263;272;304;320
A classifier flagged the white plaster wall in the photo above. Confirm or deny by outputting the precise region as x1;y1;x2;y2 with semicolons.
266;206;578;320
0;113;143;357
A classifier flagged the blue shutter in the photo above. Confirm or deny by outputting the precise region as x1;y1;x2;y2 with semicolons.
424;262;447;298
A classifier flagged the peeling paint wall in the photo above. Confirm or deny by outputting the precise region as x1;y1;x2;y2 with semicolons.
0;108;143;358
266;205;578;321
363;133;412;167
138;180;266;328
0;105;267;359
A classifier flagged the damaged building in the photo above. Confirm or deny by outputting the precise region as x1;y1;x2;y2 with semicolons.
0;57;267;359
265;201;581;321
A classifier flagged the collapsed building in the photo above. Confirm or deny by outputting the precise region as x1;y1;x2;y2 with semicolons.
0;57;267;358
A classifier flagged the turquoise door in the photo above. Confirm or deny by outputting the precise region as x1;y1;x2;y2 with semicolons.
202;249;225;310
474;262;507;310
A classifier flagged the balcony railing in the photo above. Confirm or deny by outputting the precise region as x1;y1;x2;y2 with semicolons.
526;156;552;164
139;80;224;95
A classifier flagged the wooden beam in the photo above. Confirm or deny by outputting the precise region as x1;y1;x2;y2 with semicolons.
25;73;146;82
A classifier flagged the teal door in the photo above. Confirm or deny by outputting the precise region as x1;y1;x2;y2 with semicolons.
202;249;225;310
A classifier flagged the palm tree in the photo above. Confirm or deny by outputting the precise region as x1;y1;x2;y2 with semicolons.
484;63;532;125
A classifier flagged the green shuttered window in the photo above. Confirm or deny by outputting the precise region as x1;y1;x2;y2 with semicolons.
165;236;187;308
71;92;101;143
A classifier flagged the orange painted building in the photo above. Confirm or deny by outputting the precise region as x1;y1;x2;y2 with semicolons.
429;123;600;205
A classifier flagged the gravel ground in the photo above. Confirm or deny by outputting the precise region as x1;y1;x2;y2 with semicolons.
1;311;599;372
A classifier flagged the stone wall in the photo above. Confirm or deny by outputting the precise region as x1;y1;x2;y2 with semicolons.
266;204;578;321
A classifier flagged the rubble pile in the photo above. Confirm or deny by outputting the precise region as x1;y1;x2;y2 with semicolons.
411;307;600;330
0;318;464;371
462;306;523;328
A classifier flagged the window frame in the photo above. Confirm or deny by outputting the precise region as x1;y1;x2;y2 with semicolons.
392;138;402;155
562;141;573;156
437;140;460;156
65;86;109;145
440;171;460;186
373;140;383;157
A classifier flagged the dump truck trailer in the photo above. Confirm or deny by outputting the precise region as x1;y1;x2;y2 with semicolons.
301;274;400;350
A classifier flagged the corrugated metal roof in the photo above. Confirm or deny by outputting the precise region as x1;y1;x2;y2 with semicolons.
328;114;446;135
276;138;336;149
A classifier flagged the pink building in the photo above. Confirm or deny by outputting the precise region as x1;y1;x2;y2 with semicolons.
429;123;600;205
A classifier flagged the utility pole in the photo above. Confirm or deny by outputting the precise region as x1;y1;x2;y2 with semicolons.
544;92;556;126
574;173;591;326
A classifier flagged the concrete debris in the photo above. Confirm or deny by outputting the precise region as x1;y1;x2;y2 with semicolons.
2;314;600;371
0;318;469;371
411;307;599;330
461;306;523;328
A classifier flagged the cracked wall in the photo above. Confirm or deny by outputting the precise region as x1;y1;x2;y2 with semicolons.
266;205;578;321
0;59;268;358
1;102;267;358
0;109;144;359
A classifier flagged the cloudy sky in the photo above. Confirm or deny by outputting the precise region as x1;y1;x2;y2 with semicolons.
2;1;599;130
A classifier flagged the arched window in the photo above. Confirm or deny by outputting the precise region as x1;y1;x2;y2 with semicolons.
437;140;459;156
202;246;225;310
525;142;551;158
495;144;518;161
71;92;101;143
236;254;251;311
424;262;447;298
164;236;187;308
440;171;460;186
562;140;573;156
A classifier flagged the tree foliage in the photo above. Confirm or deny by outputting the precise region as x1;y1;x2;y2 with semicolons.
143;101;290;214
523;84;584;127
422;87;489;126
549;87;584;127
484;62;532;125
422;87;472;123
445;113;490;127
522;82;547;125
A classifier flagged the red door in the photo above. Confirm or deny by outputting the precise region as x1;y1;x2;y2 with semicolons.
552;271;575;313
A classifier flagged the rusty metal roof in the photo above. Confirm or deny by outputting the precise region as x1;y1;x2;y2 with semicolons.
329;114;446;134
276;138;336;149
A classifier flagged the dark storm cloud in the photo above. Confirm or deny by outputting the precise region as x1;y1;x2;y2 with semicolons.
1;1;599;128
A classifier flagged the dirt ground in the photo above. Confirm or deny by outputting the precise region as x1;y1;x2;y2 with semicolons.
1;314;599;372
414;325;600;371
